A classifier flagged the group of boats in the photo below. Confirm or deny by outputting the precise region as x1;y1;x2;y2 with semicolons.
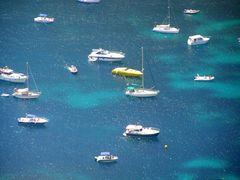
95;124;160;163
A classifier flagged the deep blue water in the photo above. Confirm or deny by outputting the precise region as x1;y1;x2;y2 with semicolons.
1;0;240;179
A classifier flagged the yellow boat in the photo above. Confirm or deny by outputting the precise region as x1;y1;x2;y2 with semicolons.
112;67;143;77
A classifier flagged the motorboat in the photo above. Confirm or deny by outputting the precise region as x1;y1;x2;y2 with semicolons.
77;0;100;3
153;24;179;34
153;0;179;34
34;14;54;23
194;74;215;81
184;9;200;14
0;66;27;83
123;124;160;137
95;152;118;163
18;114;48;124
112;67;143;77
88;48;125;62
67;65;78;74
187;35;210;45
125;47;159;97
12;62;41;99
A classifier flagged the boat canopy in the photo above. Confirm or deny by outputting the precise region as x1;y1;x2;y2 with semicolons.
126;124;143;130
26;113;37;118
100;152;111;156
39;14;47;17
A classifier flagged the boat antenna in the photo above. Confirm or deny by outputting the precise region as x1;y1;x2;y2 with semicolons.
141;47;144;89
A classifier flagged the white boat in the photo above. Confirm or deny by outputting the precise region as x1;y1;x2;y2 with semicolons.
88;48;125;62
66;65;78;74
95;152;118;163
1;93;10;97
187;35;210;45
12;62;41;99
18;114;48;124
34;14;54;23
77;0;100;3
123;124;160;137
194;74;214;81
153;0;179;34
0;66;27;83
184;9;200;14
125;47;159;97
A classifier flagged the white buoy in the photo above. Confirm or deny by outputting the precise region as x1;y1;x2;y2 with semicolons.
164;144;168;149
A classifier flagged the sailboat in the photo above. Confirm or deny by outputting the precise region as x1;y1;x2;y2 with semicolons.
125;47;160;97
12;62;41;99
153;0;179;34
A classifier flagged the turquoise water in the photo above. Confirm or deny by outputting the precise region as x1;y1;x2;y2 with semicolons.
1;0;240;179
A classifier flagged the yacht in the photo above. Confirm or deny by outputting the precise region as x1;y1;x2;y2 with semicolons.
67;65;78;74
194;74;215;81
95;152;118;163
78;0;100;3
0;66;27;83
112;67;143;77
88;48;125;62
123;124;160;137
187;35;210;45
153;0;179;34
18;114;48;124
12;62;41;99
184;9;200;14
34;14;54;23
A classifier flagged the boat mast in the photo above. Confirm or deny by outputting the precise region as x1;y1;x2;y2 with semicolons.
26;62;29;89
141;47;144;89
168;0;171;25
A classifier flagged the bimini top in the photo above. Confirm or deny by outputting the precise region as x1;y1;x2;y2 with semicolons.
26;113;37;118
39;14;48;17
100;152;111;156
126;124;143;130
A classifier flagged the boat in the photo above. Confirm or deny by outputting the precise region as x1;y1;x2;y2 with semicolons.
34;14;54;23
184;9;200;14
112;67;143;77
66;65;78;74
194;74;215;81
17;114;48;124
95;152;118;163
88;48;125;62
0;66;27;83
123;124;160;137
125;47;159;97
12;62;41;99
77;0;100;3
153;0;179;33
1;93;10;97
187;35;210;45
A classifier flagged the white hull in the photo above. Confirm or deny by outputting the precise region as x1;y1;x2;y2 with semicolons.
34;17;54;23
18;117;48;124
125;88;159;97
95;156;118;162
194;75;214;81
0;73;27;83
78;0;100;3
13;91;41;99
184;9;200;14
88;48;125;62
188;35;210;45
123;125;160;137
153;25;179;34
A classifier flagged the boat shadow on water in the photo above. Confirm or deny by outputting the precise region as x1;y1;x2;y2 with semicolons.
17;122;47;129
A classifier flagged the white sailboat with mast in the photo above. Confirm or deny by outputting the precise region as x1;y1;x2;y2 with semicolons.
12;62;41;99
125;47;159;97
153;0;179;34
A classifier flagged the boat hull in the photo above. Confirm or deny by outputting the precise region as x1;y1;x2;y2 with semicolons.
153;27;179;34
0;74;27;83
112;67;143;77
123;132;159;137
13;92;41;99
125;88;159;97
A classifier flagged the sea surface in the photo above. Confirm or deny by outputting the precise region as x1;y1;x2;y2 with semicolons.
1;0;240;179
